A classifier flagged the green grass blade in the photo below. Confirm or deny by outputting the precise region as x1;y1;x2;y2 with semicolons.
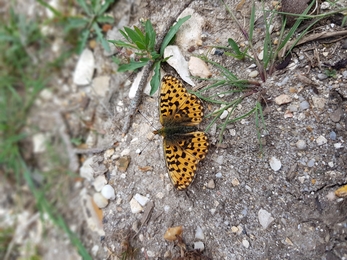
92;22;110;52
160;15;191;55
150;61;161;95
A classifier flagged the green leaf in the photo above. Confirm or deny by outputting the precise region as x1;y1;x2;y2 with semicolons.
150;61;161;95
98;0;115;15
124;27;144;46
134;26;145;42
134;40;146;50
76;0;92;16
117;61;148;72
92;23;110;52
96;15;114;24
145;20;156;51
36;0;62;17
119;29;130;42
109;40;136;49
77;29;89;54
160;15;191;55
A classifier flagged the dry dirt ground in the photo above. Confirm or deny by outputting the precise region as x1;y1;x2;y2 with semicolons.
3;0;347;259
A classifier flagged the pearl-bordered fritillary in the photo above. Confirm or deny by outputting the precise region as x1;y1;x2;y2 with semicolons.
153;75;209;190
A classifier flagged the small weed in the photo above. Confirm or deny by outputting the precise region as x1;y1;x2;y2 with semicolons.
37;0;115;54
110;16;191;94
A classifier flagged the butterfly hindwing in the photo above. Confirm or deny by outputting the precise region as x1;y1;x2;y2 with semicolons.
163;132;208;190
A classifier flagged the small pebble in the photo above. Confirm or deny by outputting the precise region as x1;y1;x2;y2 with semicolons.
269;157;281;171
93;193;108;208
316;135;327;146
312;97;326;109
193;241;205;251
206;179;215;189
298;176;305;184
328;161;334;168
164;205;170;212
249;70;259;78
32;133;48;153
188;57;212;78
130;198;143;213
147;251;155;258
121;148;131;156
330;107;342;122
164;226;183;241
307;159;315;167
231;178;240;186
79;157;95;181
93;175;107;192
334;143;342;149
73;48;95;85
296;140;306;150
220;110;228;119
134;193;149;206
275;94;292;105
216;172;222;178
101;184;116;200
321;2;330;10
242;239;250;248
164;250;172;258
231;226;239;233
258;209;274;229
329;131;337;140
195;226;205;240
317;73;328;80
300;101;310;110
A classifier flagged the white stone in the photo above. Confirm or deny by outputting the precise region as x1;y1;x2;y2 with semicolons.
258;209;274;229
321;2;330;9
121;148;131;156
147;251;155;257
242;239;250;248
164;205;170;212
128;69;154;99
216;172;222;178
258;50;264;60
175;8;204;50
134;193;149;206
193;241;205;251
316;135;327;146
195;226;205;240
93;175;107;192
32;133;48;153
188;57;212;78
130;198;143;213
93;193;108;208
164;45;195;86
101;184;116;200
79;157;94;181
92;76;110;97
220;110;228;119
298;176;305;184
249;70;259;78
334;143;343;149
296;140;306;150
269;157;281;171
73;48;95;85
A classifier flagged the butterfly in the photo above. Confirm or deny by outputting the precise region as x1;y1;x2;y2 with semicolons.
153;75;209;190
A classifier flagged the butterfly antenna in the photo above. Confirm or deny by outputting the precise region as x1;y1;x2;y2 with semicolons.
137;110;158;132
136;110;158;155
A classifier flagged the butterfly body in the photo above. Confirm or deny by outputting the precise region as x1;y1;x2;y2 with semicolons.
154;75;209;190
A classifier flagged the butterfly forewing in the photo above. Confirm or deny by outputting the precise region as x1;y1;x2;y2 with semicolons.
160;75;203;126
